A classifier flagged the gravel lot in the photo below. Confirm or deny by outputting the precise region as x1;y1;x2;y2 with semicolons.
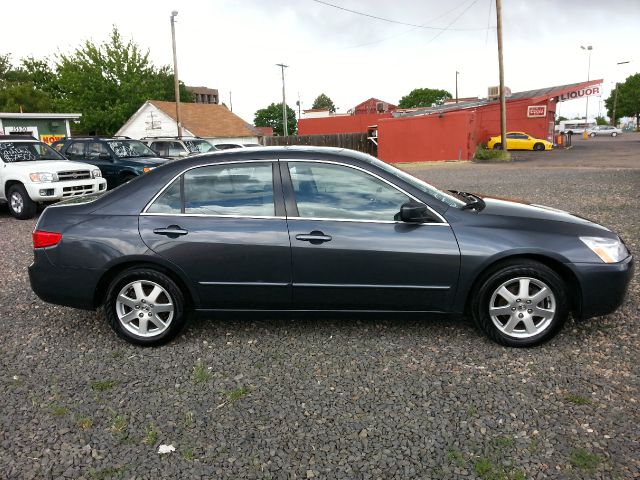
1;135;638;479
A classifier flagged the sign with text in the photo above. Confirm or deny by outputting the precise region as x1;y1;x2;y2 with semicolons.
527;105;547;118
558;85;601;102
40;134;65;145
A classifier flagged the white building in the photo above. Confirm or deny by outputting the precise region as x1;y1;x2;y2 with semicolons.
116;100;262;145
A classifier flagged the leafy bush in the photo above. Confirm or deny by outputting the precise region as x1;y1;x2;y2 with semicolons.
474;144;512;162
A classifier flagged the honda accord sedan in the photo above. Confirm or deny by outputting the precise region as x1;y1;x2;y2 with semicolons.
29;147;633;347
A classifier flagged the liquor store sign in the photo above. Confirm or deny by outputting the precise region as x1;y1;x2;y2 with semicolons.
558;85;601;102
527;105;547;118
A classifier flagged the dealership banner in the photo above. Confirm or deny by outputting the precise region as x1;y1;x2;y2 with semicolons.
527;105;547;118
558;84;602;102
40;135;65;145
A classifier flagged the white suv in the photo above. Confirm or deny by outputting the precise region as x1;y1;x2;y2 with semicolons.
0;136;107;219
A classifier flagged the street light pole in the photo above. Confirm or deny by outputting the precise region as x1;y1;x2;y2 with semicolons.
580;45;592;122
612;60;630;127
496;0;507;152
170;11;183;138
455;71;459;103
276;63;289;136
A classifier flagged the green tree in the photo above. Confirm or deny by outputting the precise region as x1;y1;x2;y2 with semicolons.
595;116;608;125
398;88;452;108
555;115;567;125
605;73;640;129
311;93;336;112
54;27;190;134
0;54;57;112
254;102;297;136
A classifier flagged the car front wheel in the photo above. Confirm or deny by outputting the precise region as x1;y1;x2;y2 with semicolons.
533;143;545;151
471;260;569;347
105;268;186;346
8;184;37;219
611;132;618;137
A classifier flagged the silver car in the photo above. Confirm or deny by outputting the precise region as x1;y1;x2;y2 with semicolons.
587;125;622;137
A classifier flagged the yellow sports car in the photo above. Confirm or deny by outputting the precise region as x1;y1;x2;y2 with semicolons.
486;132;553;151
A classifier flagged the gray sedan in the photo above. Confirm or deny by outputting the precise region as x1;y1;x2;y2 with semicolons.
587;125;623;137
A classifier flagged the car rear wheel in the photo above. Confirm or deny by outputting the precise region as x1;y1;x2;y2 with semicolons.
105;268;186;346
7;184;37;220
533;143;545;151
589;133;596;137
471;260;569;347
493;143;502;150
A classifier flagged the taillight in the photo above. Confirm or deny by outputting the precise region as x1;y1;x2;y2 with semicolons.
33;230;62;248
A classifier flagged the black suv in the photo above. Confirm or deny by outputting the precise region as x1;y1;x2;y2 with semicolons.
52;137;168;189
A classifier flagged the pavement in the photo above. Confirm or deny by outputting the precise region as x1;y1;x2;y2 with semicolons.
0;135;638;479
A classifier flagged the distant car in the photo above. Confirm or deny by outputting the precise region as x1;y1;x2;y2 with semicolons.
487;132;552;151
52;137;169;189
587;126;622;137
28;146;633;348
214;143;261;150
0;135;106;219
141;137;218;159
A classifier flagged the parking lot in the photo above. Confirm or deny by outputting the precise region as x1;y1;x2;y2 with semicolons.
1;135;638;479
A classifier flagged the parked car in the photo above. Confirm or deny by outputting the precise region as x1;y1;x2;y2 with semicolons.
586;125;622;137
52;137;168;189
214;143;261;150
487;132;553;151
0;135;106;219
29;147;633;347
141;136;218;159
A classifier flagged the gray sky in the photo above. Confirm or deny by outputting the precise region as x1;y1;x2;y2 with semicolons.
4;0;639;123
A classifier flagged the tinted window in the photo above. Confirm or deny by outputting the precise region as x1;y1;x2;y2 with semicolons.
107;140;157;158
151;141;187;157
147;178;182;214
288;162;410;221
65;141;86;160
184;163;274;216
184;140;216;153
87;142;110;159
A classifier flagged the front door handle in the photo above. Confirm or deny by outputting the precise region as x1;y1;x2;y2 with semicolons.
295;231;332;244
153;225;188;237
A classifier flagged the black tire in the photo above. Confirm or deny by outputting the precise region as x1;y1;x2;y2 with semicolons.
493;143;503;150
471;260;569;347
104;268;186;346
7;184;37;220
533;142;545;151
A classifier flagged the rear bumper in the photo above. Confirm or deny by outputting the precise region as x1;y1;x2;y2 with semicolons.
28;249;101;310
573;255;634;320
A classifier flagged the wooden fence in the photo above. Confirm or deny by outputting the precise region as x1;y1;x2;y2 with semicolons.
262;132;377;157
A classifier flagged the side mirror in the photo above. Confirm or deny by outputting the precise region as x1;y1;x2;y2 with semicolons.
400;202;435;223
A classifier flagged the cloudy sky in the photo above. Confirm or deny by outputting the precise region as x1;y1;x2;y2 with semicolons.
4;0;639;123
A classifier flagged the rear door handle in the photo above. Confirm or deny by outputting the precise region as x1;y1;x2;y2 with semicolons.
153;226;188;236
295;231;332;244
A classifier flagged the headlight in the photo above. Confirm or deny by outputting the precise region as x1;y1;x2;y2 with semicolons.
29;172;57;183
580;236;629;263
92;169;102;178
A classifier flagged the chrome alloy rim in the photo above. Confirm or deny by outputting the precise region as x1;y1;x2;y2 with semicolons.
489;277;556;339
115;280;174;337
10;192;23;214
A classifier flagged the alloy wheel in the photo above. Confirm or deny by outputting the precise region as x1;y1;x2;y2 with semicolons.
115;280;174;337
488;276;556;339
10;192;24;214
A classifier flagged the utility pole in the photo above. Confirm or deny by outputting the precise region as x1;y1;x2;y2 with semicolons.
170;11;183;138
276;63;289;136
581;45;593;122
455;71;459;103
229;91;233;112
496;0;507;152
612;60;630;126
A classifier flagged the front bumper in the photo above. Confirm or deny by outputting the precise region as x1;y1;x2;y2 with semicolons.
25;178;107;202
572;255;634;320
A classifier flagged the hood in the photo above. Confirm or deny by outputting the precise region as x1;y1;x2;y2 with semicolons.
120;156;168;167
477;195;609;230
3;160;101;173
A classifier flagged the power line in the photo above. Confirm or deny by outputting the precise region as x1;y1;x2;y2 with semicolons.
311;0;493;31
423;0;481;46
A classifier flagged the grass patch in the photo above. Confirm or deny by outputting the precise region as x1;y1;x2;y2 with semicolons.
49;403;69;417
76;414;93;429
474;144;512;162
91;380;118;392
570;448;601;473
182;411;194;428
467;405;478;416
225;386;249;402
192;360;212;383
474;457;525;480
447;448;465;467
183;448;195;461
88;466;127;479
143;424;158;446
110;413;127;433
475;457;493;477
493;436;515;448
564;393;591;405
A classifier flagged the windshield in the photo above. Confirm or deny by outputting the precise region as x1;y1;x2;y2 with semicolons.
0;141;67;163
107;140;157;158
369;158;466;208
184;139;216;153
